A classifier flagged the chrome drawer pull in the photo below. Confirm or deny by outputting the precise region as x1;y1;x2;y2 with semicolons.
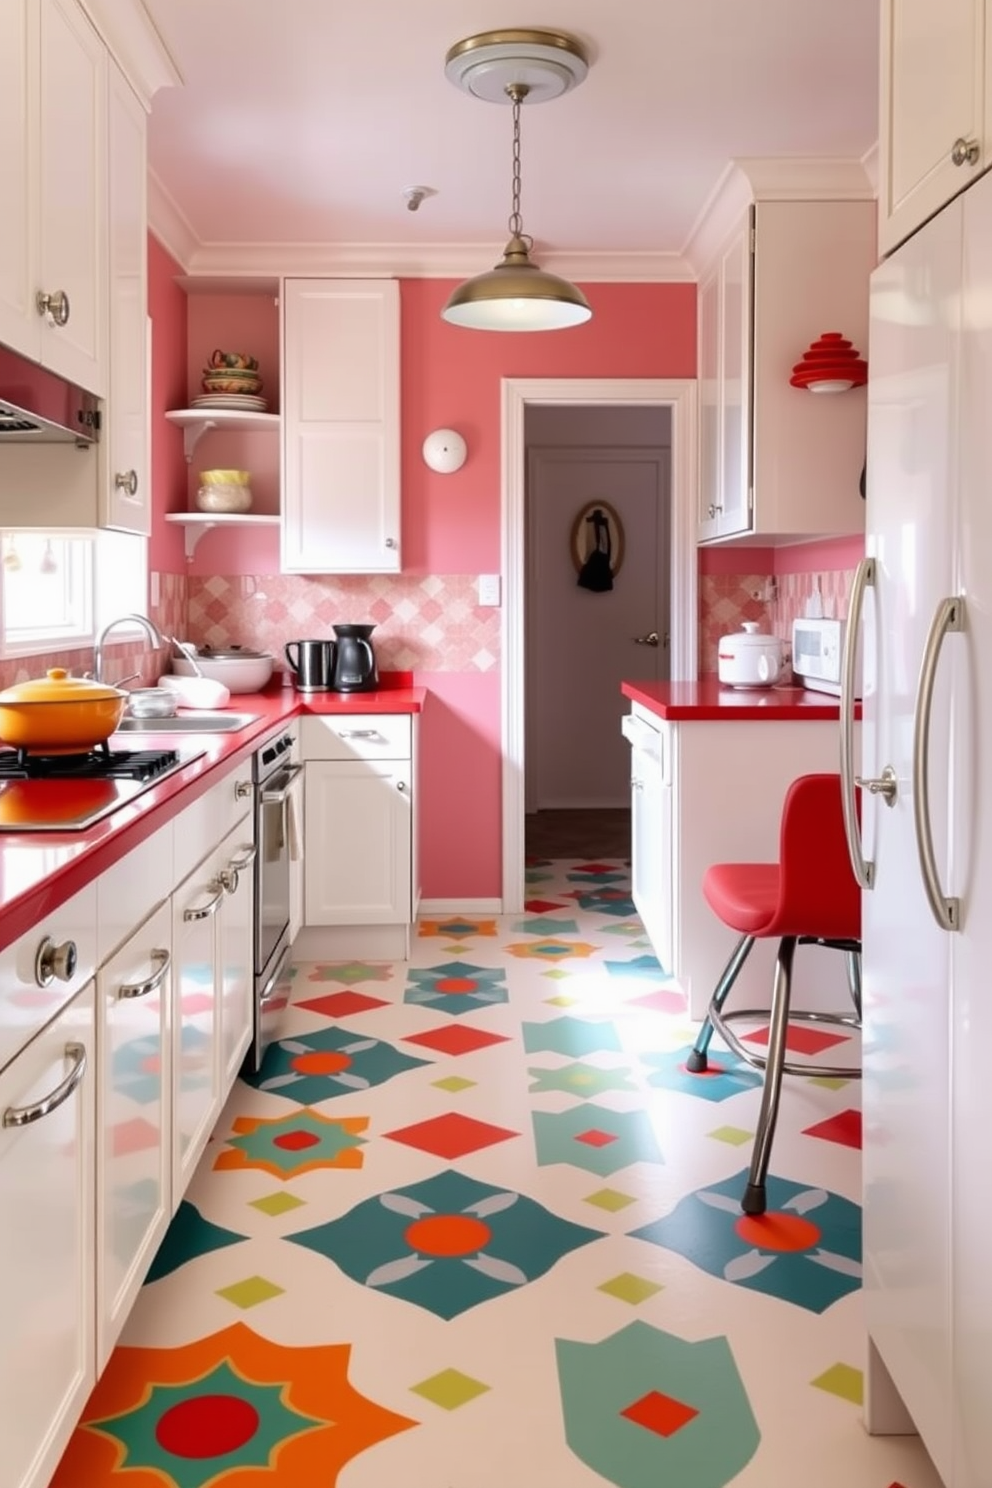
337;729;382;740
183;881;225;921
119;949;170;1000
229;843;257;872
3;1043;87;1127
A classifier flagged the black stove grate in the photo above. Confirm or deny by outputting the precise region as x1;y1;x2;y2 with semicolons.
0;747;181;781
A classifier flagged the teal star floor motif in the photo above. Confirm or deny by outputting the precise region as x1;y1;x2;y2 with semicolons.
522;1016;622;1057
404;960;508;1015
305;961;393;985
532;1104;664;1175
244;1026;430;1103
144;1201;246;1284
604;953;669;979
512;915;581;936
528;1062;639;1098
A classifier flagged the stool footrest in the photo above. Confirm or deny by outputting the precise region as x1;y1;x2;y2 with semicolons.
710;1004;861;1081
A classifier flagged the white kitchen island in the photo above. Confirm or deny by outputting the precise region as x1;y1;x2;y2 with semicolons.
622;678;859;1020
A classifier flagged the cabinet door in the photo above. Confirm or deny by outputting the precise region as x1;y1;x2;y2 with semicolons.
0;982;95;1488
304;759;411;925
38;0;106;393
96;900;171;1371
282;279;401;573
171;863;223;1201
217;826;256;1094
697;262;721;539
0;0;39;359
879;0;987;257
627;718;674;977
716;215;753;537
101;62;149;534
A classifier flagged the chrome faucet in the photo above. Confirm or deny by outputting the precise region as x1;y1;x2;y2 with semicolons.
93;613;164;684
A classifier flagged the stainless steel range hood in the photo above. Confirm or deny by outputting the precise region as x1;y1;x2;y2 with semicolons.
0;342;100;445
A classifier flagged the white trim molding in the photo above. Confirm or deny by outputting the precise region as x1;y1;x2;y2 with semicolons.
419;899;504;917
79;0;182;107
500;377;698;914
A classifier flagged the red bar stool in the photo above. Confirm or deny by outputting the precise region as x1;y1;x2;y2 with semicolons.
685;773;861;1215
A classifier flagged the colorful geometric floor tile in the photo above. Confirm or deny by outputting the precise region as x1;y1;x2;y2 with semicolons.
631;1172;862;1313
567;865;630;882
505;937;599;962
533;1104;664;1175
215;1275;285;1310
410;1368;490;1409
557;1321;759;1488
604;953;668;979
585;1187;639;1213
404;960;508;1013
522;1016;622;1056
287;1169;603;1319
569;887;637;917
294;990;389;1018
512;914;580;936
243;1026;429;1102
418;917;498;939
598;1272;664;1305
214;1108;369;1178
743;1023;853;1057
629;988;689;1014
811;1362;863;1405
144;1202;246;1285
527;1060;638;1097
249;1191;307;1218
49;1323;415;1487
402;1024;510;1056
384;1111;519;1159
524;898;569;913
303;961;393;984
641;1046;763;1101
803;1108;862;1149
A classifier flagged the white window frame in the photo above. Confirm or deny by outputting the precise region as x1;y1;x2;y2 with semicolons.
0;528;148;660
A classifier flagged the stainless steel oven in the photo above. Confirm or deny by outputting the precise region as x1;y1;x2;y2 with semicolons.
248;730;301;1072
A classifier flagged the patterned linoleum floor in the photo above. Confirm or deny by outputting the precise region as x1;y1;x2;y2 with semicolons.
52;858;943;1488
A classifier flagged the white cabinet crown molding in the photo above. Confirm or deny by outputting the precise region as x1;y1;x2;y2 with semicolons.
78;0;182;108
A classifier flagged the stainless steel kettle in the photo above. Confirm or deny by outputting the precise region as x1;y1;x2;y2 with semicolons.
329;624;379;692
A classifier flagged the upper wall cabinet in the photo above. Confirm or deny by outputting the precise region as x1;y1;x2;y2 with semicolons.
878;0;990;257
0;0;107;396
281;279;401;574
697;195;875;545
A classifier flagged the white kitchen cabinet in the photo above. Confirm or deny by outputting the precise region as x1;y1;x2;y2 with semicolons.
171;852;224;1198
99;60;148;534
95;898;171;1370
622;710;674;977
0;981;95;1488
281;278;401;574
878;0;989;258
0;0;106;393
697;197;874;545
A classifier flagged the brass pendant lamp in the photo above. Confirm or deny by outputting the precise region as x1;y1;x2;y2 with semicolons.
441;29;592;332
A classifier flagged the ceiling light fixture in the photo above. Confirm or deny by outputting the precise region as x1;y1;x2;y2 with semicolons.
441;29;592;333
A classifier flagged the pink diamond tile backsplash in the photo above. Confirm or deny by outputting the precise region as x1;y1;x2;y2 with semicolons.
187;574;501;673
698;567;855;673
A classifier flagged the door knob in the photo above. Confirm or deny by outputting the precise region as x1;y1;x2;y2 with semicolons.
634;632;659;647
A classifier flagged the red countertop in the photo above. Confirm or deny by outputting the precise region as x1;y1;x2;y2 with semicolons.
0;682;426;953
622;676;857;721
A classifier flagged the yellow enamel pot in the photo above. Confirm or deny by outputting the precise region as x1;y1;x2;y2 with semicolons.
0;668;127;753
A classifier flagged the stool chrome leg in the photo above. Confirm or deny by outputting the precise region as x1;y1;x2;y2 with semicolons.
846;948;862;1022
742;935;797;1216
685;934;755;1073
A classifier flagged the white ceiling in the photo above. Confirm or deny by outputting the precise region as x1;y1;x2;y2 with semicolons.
142;0;879;274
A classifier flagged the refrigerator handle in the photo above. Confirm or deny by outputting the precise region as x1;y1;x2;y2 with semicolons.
840;557;875;888
912;595;964;932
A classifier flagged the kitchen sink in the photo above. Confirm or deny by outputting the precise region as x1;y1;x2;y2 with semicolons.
116;712;259;733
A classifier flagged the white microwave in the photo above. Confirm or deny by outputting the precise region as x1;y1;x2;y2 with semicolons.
791;617;856;696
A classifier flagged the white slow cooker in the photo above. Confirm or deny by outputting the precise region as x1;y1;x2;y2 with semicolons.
717;622;785;689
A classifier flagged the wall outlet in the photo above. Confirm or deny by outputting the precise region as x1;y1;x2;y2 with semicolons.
478;574;501;607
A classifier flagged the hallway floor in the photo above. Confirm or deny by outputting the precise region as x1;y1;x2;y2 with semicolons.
53;858;942;1488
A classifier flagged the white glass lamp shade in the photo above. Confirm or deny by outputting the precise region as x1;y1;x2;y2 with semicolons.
422;429;468;474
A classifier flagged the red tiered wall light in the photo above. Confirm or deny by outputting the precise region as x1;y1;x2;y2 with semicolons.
790;331;868;394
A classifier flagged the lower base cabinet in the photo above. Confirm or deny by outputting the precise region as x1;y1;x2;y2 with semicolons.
96;900;172;1371
0;983;96;1488
304;757;412;924
217;823;256;1092
171;860;224;1199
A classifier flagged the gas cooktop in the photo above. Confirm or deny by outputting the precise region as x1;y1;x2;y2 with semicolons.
0;746;204;831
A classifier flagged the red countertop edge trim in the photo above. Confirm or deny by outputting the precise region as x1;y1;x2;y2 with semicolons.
621;677;863;722
0;685;426;953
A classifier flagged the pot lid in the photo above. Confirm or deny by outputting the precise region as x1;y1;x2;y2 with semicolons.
0;667;125;704
198;646;271;660
720;622;779;647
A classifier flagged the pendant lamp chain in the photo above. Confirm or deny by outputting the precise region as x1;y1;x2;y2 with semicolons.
506;83;530;246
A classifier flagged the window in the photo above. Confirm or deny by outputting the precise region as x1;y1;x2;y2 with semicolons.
0;529;147;657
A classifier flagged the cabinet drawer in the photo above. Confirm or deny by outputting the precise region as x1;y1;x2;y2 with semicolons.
172;767;254;886
302;713;411;761
96;821;174;966
0;883;98;1076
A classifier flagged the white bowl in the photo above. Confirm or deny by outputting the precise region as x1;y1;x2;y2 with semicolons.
172;653;274;693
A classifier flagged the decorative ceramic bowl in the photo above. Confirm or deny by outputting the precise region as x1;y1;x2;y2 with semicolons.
201;374;263;395
208;350;259;370
195;483;253;513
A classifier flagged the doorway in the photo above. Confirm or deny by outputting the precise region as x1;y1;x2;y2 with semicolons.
501;377;698;913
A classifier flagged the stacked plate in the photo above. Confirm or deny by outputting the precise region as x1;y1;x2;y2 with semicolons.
190;393;269;411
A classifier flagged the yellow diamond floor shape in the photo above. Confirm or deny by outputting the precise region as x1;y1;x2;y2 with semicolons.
708;1126;754;1147
249;1192;306;1217
598;1272;664;1305
811;1363;863;1405
411;1369;491;1410
584;1188;638;1212
432;1076;476;1093
216;1276;286;1309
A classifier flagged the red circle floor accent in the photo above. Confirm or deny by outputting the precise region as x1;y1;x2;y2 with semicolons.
734;1211;822;1252
155;1393;259;1458
435;977;478;994
273;1130;321;1150
405;1214;493;1257
290;1050;351;1075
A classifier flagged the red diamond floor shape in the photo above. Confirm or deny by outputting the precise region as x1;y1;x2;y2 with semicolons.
803;1108;862;1149
743;1024;850;1056
296;991;389;1018
621;1389;699;1437
403;1025;510;1057
525;899;568;912
384;1112;519;1159
629;989;687;1013
576;1128;619;1148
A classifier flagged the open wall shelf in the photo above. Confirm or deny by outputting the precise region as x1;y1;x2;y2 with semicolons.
165;408;280;461
165;511;279;559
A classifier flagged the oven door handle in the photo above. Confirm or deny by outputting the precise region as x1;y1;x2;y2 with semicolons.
260;941;292;1007
261;763;303;806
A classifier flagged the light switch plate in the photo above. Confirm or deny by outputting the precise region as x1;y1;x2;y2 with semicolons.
478;574;501;607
